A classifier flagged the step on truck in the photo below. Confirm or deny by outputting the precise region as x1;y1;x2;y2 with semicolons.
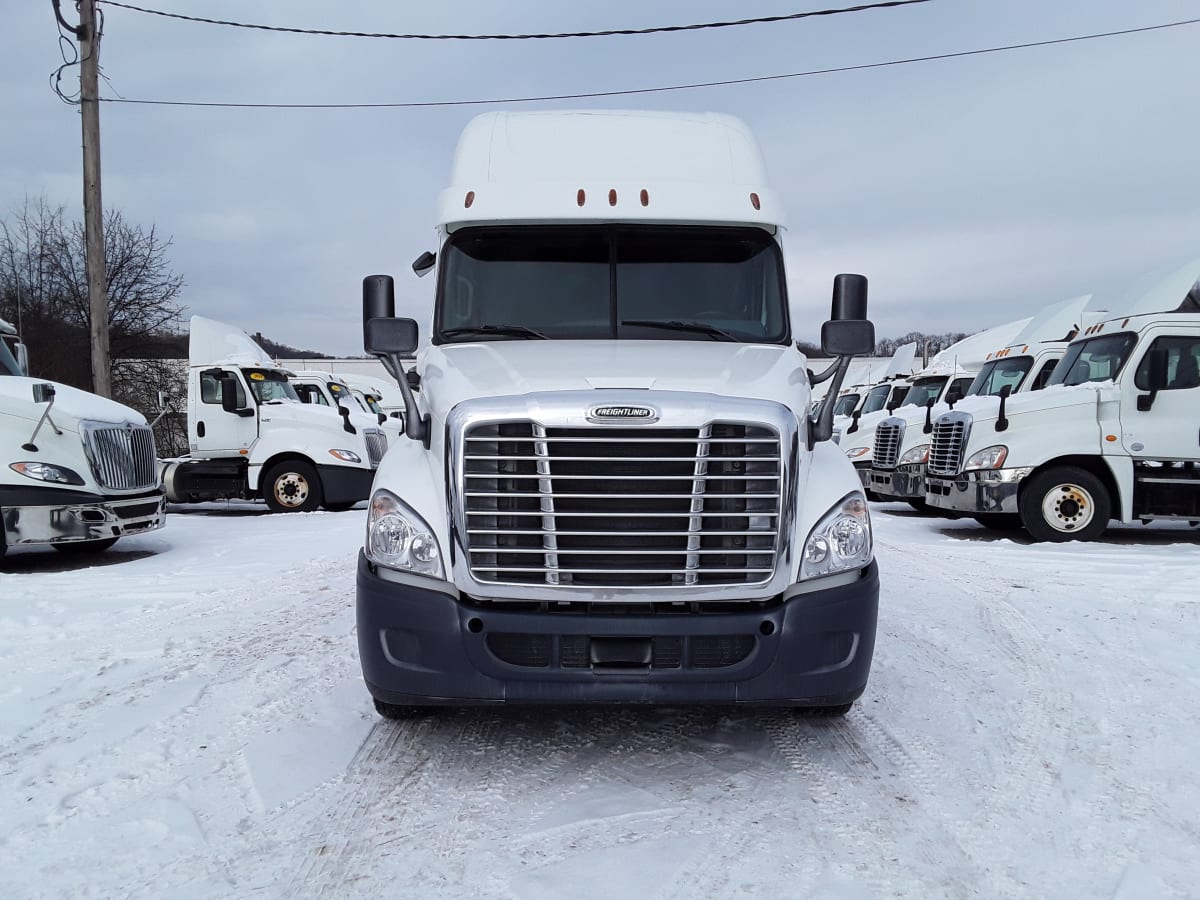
353;110;881;717
1;317;165;557
161;316;387;513
865;294;1090;516
925;258;1200;540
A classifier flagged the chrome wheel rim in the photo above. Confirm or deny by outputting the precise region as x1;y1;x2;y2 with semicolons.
1040;482;1094;533
273;472;310;508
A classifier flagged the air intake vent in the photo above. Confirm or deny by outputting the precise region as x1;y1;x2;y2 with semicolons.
461;421;782;589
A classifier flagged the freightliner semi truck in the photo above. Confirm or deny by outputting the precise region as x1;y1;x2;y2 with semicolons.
354;110;880;718
925;258;1200;541
1;316;165;557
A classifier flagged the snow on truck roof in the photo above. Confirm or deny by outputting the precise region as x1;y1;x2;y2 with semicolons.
438;110;783;232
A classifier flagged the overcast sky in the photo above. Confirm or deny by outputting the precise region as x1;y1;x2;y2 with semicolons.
3;0;1198;355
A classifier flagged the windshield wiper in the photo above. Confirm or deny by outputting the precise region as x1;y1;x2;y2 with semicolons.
441;324;547;340
621;319;738;342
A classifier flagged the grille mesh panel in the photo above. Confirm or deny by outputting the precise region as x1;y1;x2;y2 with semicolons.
873;422;903;469
928;419;968;475
463;421;781;588
364;429;387;468
83;424;158;491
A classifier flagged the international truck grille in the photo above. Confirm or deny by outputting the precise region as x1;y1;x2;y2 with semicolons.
873;421;903;469
364;429;387;468
462;422;782;589
81;422;158;492
928;417;969;476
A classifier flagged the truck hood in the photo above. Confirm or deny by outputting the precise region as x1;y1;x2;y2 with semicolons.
951;383;1105;425
419;341;809;414
0;376;148;428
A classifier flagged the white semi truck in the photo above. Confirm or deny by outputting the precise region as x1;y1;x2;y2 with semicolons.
865;295;1090;516
1;317;165;557
161;316;387;513
925;258;1200;541
839;317;1030;500
354;110;880;718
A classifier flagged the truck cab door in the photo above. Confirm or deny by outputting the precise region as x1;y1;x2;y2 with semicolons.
192;368;258;457
1121;333;1200;460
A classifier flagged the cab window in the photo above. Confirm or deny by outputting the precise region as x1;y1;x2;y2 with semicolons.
1134;336;1200;391
200;371;247;408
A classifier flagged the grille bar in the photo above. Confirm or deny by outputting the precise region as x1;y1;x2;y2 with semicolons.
82;423;158;492
364;429;388;468
928;415;970;476
873;420;903;469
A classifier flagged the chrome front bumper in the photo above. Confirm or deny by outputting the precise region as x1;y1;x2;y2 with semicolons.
925;467;1034;515
866;465;924;500
2;491;166;547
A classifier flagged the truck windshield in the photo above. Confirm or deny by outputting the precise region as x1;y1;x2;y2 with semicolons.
436;225;788;344
967;356;1033;397
0;337;20;377
900;376;949;408
1047;333;1137;386
833;393;861;416
243;369;300;403
860;383;893;414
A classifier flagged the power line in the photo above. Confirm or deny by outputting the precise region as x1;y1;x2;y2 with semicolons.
97;16;1200;111
95;0;931;40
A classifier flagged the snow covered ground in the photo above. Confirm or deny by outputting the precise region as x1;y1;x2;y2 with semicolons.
2;502;1197;899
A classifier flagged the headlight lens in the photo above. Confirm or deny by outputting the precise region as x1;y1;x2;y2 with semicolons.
899;444;929;466
10;461;85;485
845;446;871;460
965;445;1008;470
801;493;873;579
328;448;362;463
365;489;444;578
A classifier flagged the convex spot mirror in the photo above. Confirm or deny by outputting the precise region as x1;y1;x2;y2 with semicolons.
821;320;875;356
366;317;419;356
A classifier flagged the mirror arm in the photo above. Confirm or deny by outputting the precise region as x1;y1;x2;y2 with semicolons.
807;356;852;450
807;359;841;386
995;387;1011;431
23;389;63;451
381;350;430;448
923;399;935;435
1136;389;1158;412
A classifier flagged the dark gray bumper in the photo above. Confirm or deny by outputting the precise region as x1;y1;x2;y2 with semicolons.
356;553;879;708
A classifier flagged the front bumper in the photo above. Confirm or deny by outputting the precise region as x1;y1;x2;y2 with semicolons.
866;464;924;500
316;464;375;506
925;467;1033;514
1;486;165;547
356;553;879;707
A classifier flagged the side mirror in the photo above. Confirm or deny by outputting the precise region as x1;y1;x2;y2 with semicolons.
412;251;437;278
218;374;252;416
1137;348;1169;411
32;382;55;404
156;390;168;413
820;273;874;356
377;412;387;425
366;317;420;356
406;368;421;392
945;385;964;406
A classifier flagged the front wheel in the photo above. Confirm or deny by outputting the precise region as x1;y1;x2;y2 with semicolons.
262;461;323;513
373;697;436;720
1018;466;1110;542
52;537;119;554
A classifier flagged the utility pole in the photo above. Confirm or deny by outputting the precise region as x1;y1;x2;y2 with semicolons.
78;0;112;397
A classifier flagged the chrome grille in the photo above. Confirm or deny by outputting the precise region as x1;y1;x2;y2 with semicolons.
873;420;904;469
928;415;970;475
82;422;158;491
462;421;782;589
364;428;387;468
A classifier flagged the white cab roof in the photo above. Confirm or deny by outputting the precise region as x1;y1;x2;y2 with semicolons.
1086;256;1200;320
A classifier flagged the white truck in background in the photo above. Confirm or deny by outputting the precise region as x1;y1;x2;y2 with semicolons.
354;110;880;719
925;258;1200;541
865;294;1090;517
830;342;917;422
839;317;1030;500
160;316;387;513
1;316;165;557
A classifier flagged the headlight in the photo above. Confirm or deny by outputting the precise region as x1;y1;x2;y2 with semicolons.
328;449;362;463
964;445;1008;470
899;444;929;466
845;446;871;460
365;489;444;578
801;493;873;579
10;461;85;485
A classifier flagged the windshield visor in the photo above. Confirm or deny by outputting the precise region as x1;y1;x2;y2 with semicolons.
436;225;789;343
1048;333;1137;386
243;369;299;403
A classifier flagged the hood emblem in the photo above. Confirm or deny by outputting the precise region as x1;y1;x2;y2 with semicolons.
588;405;658;423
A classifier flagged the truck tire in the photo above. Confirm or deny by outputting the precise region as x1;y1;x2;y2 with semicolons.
263;461;323;513
373;697;435;720
1018;466;1110;542
321;501;359;512
52;538;119;554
